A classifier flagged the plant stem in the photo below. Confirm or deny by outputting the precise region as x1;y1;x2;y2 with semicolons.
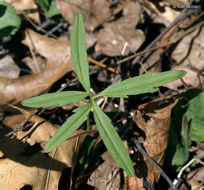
86;112;90;130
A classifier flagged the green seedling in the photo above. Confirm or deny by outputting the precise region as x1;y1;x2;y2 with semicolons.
22;13;186;177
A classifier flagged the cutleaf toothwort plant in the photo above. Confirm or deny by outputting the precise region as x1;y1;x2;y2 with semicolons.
22;13;186;177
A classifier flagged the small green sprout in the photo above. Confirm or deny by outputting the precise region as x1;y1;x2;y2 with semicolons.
22;13;186;177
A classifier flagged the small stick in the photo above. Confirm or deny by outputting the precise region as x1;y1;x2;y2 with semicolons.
25;30;40;73
88;57;119;74
133;139;177;190
173;158;204;186
5;108;39;137
23;12;57;39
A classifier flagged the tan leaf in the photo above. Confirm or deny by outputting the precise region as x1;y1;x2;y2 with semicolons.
12;106;87;167
0;107;88;189
0;137;65;190
97;2;145;56
0;54;20;78
5;0;40;23
132;95;178;188
55;0;112;31
0;60;72;105
22;29;71;63
165;66;204;91
171;27;204;71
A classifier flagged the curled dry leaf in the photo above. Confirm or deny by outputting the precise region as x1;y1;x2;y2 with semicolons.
23;56;47;74
0;29;73;105
55;0;112;31
0;61;72;105
132;95;178;188
5;0;40;23
97;2;145;56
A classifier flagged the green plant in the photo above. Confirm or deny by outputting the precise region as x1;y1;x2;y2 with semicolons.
35;0;61;18
167;90;204;167
0;1;21;38
22;13;186;176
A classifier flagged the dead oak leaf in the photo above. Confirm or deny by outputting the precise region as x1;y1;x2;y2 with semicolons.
55;0;112;31
132;95;178;188
97;2;145;56
0;139;64;190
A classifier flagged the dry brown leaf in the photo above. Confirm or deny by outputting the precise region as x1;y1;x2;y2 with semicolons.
55;0;112;31
0;29;73;105
5;0;40;23
23;56;47;74
3;114;25;130
0;137;65;190
0;60;72;105
0;54;20;78
87;151;120;190
171;27;204;71
165;66;204;91
0;107;88;190
13;106;87;167
22;29;70;63
132;95;178;188
97;2;145;56
187;166;204;190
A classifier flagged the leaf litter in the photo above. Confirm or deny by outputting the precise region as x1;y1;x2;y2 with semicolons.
0;0;204;189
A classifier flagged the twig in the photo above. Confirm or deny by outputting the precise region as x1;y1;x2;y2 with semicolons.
25;30;40;73
117;122;177;189
133;139;177;190
45;21;65;37
23;12;57;39
88;57;119;74
173;158;204;186
5;109;39;137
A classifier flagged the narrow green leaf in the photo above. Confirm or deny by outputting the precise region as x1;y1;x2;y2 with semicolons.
22;91;88;108
93;101;135;176
45;103;91;152
95;70;186;98
70;13;90;92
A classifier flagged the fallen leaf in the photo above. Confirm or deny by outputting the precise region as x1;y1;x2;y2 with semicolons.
187;167;204;190
22;29;70;63
0;53;20;78
97;2;145;56
87;151;120;190
0;137;65;190
23;56;46;74
132;95;178;188
0;60;72;105
0;28;73;105
55;0;112;31
165;66;204;91
0;106;88;190
171;27;204;71
5;0;40;23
